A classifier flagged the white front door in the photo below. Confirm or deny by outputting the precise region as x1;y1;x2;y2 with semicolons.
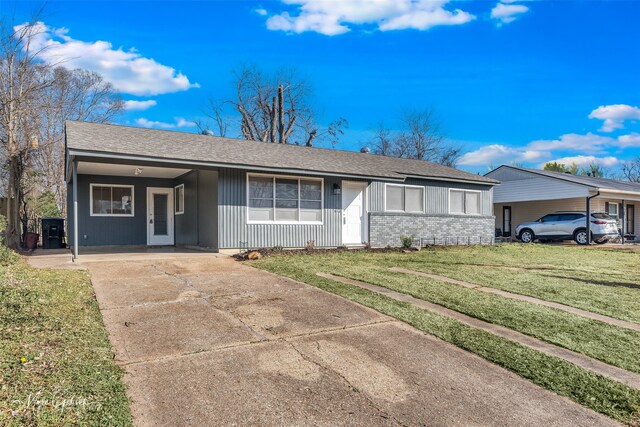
147;187;174;246
342;181;367;245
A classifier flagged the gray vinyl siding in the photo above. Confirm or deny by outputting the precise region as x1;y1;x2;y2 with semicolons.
369;178;493;216
198;170;218;248
70;167;494;250
68;174;176;246
217;169;493;249
487;167;589;203
218;168;343;249
174;170;218;248
175;171;198;245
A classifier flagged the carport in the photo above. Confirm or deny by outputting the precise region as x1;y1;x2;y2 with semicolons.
66;154;219;259
487;166;640;243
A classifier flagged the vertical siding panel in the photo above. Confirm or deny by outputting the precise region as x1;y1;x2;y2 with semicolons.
218;169;345;249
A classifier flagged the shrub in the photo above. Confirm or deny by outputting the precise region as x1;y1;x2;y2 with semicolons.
0;245;18;265
399;234;415;248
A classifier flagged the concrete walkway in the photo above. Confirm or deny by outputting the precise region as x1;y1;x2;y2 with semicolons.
33;249;619;426
390;267;640;332
318;272;640;390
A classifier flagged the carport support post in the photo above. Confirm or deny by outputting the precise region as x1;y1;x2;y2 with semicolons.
586;195;591;245
621;200;625;245
586;191;600;245
72;160;78;260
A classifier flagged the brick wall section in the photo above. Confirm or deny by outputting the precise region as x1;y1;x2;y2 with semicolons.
369;212;495;247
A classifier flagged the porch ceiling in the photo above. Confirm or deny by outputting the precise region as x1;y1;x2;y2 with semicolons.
77;161;190;179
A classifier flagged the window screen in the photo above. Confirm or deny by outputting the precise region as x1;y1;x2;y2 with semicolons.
91;185;133;216
385;185;425;213
248;175;322;223
386;186;405;211
450;190;481;215
405;187;424;212
450;190;464;214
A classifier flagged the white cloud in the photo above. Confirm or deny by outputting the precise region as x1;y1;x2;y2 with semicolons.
617;133;640;148
123;100;157;111
491;2;529;25
527;133;614;154
255;8;268;16
545;155;620;168
588;104;640;132
458;144;547;166
264;0;475;36
135;117;195;129
16;22;199;96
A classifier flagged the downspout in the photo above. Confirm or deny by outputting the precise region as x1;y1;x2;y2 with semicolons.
72;159;79;260
196;170;200;246
586;191;600;245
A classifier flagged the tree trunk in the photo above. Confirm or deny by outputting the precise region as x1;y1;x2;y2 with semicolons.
6;156;21;248
269;96;277;143
277;85;285;144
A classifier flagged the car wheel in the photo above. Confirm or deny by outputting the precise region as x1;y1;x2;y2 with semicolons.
519;229;534;243
574;229;589;245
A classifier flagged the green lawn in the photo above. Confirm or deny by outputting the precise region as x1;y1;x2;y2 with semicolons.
253;244;640;425
0;250;132;426
393;244;640;323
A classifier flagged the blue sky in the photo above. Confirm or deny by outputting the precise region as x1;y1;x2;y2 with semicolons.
7;0;640;173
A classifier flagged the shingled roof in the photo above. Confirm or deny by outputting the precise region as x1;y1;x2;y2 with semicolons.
65;121;497;184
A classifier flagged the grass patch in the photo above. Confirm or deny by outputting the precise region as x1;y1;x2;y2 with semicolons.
0;254;132;426
256;249;640;374
254;257;640;425
395;245;640;323
329;261;640;374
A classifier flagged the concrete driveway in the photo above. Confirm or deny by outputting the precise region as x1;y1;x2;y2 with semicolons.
75;250;616;426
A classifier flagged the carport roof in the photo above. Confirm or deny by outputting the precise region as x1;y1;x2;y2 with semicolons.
490;165;640;194
65;121;497;185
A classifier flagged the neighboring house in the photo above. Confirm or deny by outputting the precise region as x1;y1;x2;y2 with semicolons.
65;121;498;257
486;165;640;241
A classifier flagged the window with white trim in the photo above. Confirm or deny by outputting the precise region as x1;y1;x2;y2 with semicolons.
175;184;185;215
385;184;425;213
90;184;134;216
605;202;619;219
248;174;323;223
450;189;481;215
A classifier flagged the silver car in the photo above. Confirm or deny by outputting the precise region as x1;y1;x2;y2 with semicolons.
515;211;619;245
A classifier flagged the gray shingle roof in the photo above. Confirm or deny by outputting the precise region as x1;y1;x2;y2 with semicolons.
65;121;497;184
499;166;640;193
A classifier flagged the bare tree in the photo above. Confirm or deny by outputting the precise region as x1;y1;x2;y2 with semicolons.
0;14;53;247
195;98;228;137
371;121;393;156
33;67;123;215
621;158;640;182
204;65;346;146
371;109;460;166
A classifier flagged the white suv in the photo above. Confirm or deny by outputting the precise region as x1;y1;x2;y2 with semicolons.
516;211;619;245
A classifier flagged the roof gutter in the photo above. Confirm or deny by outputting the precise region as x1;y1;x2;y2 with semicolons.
403;174;498;186
594;188;640;198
